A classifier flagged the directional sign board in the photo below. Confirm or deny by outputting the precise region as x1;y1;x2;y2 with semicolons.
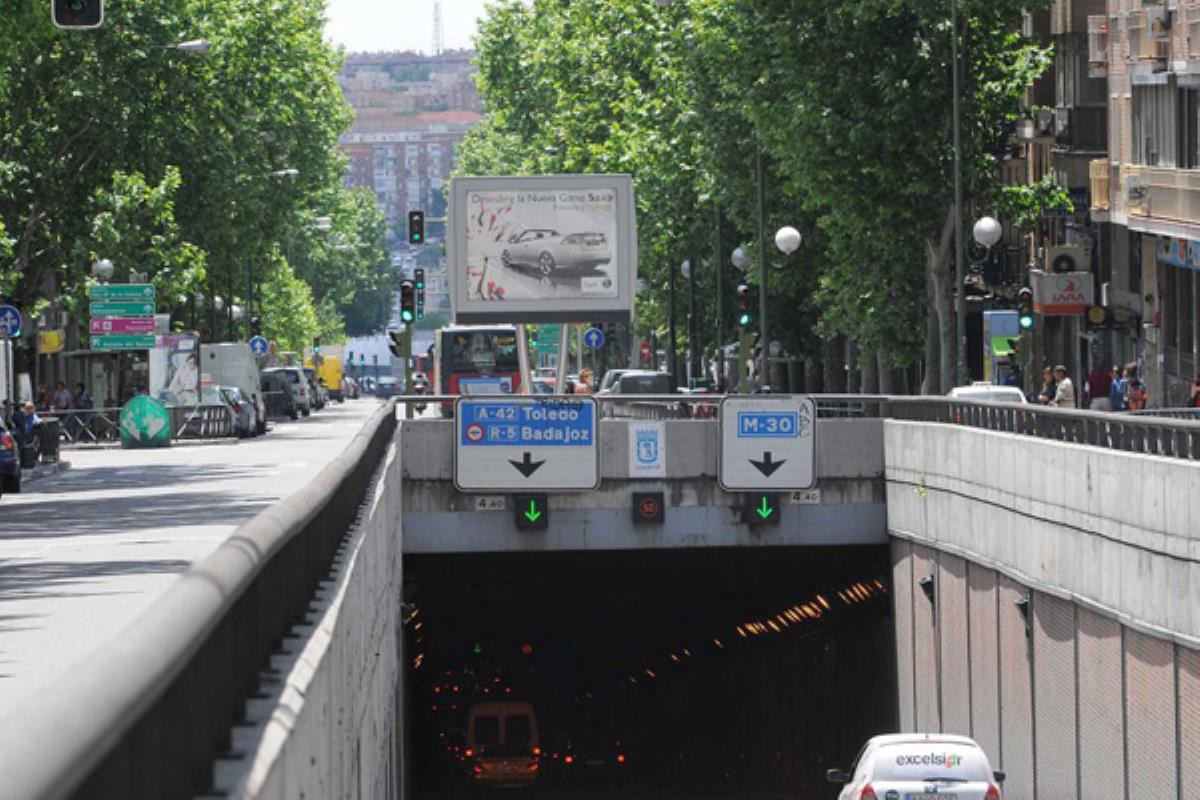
90;317;156;335
90;300;156;318
455;396;599;492
0;305;22;338
89;284;156;301
92;334;157;351
718;395;817;491
583;327;605;350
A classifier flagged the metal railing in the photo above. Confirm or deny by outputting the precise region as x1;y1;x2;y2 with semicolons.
0;399;398;799
399;393;887;420
52;404;237;445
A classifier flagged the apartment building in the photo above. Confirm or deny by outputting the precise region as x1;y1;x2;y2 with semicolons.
1089;0;1200;405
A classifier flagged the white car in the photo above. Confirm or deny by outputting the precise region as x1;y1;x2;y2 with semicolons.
827;733;1003;800
500;228;611;275
947;382;1027;404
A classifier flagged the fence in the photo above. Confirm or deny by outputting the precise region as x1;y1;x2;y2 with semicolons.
51;404;236;445
0;399;398;799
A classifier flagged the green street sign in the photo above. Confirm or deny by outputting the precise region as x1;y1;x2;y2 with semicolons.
89;283;156;301
119;395;172;449
93;334;157;351
90;300;156;318
534;324;562;353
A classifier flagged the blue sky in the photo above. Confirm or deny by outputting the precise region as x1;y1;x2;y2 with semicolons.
324;0;492;53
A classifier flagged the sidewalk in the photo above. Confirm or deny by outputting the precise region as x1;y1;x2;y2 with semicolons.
21;459;71;484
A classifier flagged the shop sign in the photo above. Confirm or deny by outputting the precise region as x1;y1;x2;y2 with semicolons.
1031;269;1094;316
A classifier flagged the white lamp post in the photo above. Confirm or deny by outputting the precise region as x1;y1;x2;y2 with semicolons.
775;226;801;256
973;216;1002;248
91;258;114;281
731;247;751;273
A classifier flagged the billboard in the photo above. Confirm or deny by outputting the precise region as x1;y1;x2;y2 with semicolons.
149;334;200;406
448;175;637;323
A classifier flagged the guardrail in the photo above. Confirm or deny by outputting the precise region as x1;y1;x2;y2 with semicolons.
396;393;887;420
0;399;398;799
53;404;237;445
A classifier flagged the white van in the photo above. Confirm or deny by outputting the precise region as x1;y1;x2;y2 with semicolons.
465;701;541;790
200;343;266;435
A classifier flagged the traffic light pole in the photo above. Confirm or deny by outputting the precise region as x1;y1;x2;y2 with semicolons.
738;329;753;394
401;326;413;420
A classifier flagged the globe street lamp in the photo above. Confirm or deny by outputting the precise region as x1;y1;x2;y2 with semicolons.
973;216;1002;249
731;247;751;273
91;259;114;281
764;226;802;390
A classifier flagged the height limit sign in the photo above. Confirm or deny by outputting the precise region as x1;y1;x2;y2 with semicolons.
718;396;817;491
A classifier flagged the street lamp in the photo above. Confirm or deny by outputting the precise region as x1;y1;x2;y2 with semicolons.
775;226;801;256
973;216;1002;249
91;259;114;281
731;247;751;273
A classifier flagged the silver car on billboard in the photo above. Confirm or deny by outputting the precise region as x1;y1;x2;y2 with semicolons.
501;229;611;275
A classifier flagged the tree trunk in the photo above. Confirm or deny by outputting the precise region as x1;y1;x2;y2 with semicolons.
861;351;880;394
925;206;957;394
823;336;847;393
805;351;823;393
879;359;897;394
845;338;861;393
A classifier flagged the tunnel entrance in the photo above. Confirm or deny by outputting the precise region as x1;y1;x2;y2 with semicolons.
404;546;895;800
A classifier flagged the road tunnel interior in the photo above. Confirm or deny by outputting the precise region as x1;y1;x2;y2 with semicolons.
404;546;896;799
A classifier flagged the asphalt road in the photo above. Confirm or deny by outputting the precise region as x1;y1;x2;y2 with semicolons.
0;398;385;713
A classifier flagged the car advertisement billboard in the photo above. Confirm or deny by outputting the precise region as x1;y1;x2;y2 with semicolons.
448;174;637;323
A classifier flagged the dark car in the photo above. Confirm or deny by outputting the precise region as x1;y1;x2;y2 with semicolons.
555;731;634;788
0;420;20;495
261;371;299;420
375;375;400;398
219;386;257;438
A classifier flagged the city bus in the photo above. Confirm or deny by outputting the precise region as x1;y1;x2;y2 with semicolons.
433;324;521;416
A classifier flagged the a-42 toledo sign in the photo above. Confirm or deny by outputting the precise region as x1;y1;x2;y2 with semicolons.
454;396;599;492
447;174;638;323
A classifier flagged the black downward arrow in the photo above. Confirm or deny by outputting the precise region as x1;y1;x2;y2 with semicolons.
509;452;546;478
750;451;786;477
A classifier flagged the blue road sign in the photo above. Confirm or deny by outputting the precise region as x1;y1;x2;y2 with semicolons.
454;396;600;492
583;327;605;350
737;411;801;438
0;305;22;338
248;336;269;357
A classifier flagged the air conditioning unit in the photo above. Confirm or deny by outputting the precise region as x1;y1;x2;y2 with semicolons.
1047;245;1092;273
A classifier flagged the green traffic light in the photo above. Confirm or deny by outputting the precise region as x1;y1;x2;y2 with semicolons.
401;310;415;323
738;313;752;326
1019;313;1034;330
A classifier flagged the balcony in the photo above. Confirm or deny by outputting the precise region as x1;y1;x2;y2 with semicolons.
1090;159;1110;219
1127;9;1169;75
1120;165;1200;229
1088;15;1108;77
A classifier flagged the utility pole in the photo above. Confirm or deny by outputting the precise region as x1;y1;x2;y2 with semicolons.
756;143;770;389
715;205;725;390
951;0;967;386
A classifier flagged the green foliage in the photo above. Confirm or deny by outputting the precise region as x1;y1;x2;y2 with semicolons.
999;174;1074;231
259;258;321;352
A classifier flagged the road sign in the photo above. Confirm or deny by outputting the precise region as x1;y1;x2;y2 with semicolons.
741;492;782;527
37;330;65;354
534;324;561;354
90;300;155;318
514;494;549;530
583;327;605;350
455;396;599;492
248;336;269;357
92;334;156;351
88;283;156;301
719;395;817;491
90;317;156;335
0;305;22;338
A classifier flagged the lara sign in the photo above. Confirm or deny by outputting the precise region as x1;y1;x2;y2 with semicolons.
1030;269;1094;316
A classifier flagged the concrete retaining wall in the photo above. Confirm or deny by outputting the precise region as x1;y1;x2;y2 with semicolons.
886;420;1200;645
209;435;406;799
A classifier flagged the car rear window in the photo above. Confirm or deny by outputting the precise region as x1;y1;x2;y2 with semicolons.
474;715;500;746
505;715;532;745
872;743;990;782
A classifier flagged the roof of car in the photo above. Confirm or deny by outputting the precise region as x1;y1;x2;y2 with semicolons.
867;733;982;747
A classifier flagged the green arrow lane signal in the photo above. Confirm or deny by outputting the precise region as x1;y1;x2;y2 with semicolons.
515;494;548;529
757;496;774;519
524;500;542;523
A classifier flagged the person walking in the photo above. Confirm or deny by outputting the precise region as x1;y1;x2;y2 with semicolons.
1123;364;1148;410
1049;365;1076;408
1085;362;1113;411
1110;365;1128;412
1036;366;1057;405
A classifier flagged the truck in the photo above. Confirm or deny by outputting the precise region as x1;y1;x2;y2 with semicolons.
199;342;267;435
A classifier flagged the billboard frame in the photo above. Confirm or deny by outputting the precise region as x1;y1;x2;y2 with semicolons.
448;174;638;324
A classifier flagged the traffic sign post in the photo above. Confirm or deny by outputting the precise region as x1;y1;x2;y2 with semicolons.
88;284;156;301
583;327;605;350
718;395;817;491
248;336;269;357
454;396;599;492
0;305;23;339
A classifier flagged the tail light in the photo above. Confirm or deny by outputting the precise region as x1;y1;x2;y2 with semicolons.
616;754;626;764
473;765;483;775
986;784;1001;800
532;747;541;756
464;748;474;758
564;755;574;765
527;763;539;772
0;432;13;450
860;786;877;800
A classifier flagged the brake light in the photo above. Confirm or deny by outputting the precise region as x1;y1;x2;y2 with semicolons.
527;763;539;772
0;432;13;450
473;765;483;775
986;784;1001;800
464;748;474;758
860;785;877;800
532;747;541;756
564;755;574;765
616;754;626;764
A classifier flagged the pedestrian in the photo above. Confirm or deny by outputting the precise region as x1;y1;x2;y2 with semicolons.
52;381;72;413
1190;374;1200;408
1109;365;1127;412
1002;363;1022;388
574;367;595;395
1085;362;1113;411
1036;366;1057;405
1124;364;1148;410
1050;365;1076;408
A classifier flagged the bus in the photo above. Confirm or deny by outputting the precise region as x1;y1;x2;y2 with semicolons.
433;324;521;416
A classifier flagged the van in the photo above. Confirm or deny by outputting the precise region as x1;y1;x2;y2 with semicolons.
318;356;344;402
200;343;266;435
465;701;541;790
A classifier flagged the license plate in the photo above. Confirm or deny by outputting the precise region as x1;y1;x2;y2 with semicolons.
908;794;957;800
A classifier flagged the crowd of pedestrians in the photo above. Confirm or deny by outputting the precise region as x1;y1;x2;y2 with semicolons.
1033;362;1150;410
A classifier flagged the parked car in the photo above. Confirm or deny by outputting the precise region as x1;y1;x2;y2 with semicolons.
219;386;257;438
200;342;266;435
948;382;1028;404
0;420;21;495
263;367;311;416
827;733;1004;800
375;375;400;399
500;229;611;275
261;371;299;420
